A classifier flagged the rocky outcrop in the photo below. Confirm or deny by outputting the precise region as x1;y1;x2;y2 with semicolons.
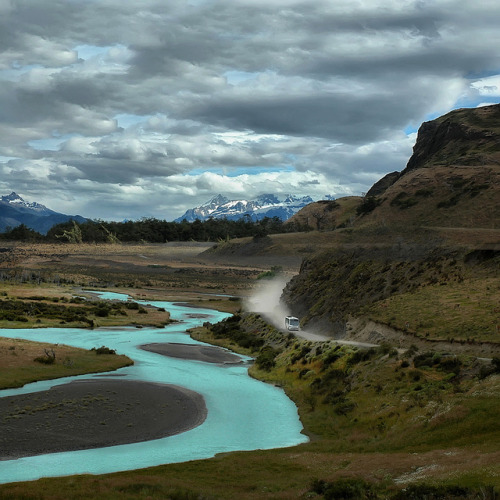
365;171;400;197
402;104;500;174
351;104;500;228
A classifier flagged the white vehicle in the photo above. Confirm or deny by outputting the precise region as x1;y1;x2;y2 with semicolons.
285;316;300;331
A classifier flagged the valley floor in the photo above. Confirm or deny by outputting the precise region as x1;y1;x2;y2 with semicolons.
0;239;498;498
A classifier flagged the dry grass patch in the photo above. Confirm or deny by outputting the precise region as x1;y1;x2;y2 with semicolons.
0;337;132;389
365;278;500;342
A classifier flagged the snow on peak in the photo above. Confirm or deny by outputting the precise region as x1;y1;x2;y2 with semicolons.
0;192;48;211
174;193;315;222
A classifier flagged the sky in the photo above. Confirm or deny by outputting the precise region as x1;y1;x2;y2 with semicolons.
0;0;499;222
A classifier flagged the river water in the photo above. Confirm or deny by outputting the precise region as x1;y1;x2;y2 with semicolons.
0;292;308;484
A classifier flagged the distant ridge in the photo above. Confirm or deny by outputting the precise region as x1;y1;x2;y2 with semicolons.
288;104;500;231
0;192;87;235
174;193;317;222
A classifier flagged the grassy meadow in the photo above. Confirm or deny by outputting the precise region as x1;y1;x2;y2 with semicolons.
0;337;133;390
0;240;498;498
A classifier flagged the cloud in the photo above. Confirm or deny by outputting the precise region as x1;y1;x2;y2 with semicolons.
0;0;499;221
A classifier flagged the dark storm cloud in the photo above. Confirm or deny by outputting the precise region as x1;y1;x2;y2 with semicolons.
0;0;499;220
180;92;415;143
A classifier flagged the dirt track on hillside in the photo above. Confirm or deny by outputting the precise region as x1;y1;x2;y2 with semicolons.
347;317;500;357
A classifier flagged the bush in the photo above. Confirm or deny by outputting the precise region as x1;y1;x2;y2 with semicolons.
413;352;439;368
390;192;419;209
439;356;461;374
255;346;279;371
356;196;381;215
348;348;376;365
257;266;283;280
92;346;116;355
34;349;56;364
334;399;356;416
392;483;484;499
479;357;500;379
437;194;461;208
94;305;110;317
415;188;434;197
310;477;375;499
125;301;140;310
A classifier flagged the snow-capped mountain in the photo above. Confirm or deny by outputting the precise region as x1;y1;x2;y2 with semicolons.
1;192;51;212
174;194;315;222
0;192;87;234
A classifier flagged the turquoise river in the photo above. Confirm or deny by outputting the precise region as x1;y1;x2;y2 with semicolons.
0;292;308;484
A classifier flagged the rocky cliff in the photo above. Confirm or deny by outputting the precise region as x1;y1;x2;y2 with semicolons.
367;104;500;198
296;104;500;230
281;104;500;336
403;103;500;174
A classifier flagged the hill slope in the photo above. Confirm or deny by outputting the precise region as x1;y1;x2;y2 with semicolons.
281;104;500;335
302;104;500;230
206;105;500;342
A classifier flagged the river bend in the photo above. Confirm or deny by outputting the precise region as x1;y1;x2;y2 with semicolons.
0;292;307;484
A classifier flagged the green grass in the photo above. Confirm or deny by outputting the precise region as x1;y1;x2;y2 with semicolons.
364;278;500;342
0;331;499;498
0;311;499;498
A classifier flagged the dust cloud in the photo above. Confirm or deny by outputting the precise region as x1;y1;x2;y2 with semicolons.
244;276;292;330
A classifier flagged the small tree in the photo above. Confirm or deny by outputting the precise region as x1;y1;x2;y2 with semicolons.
34;348;56;364
56;220;83;243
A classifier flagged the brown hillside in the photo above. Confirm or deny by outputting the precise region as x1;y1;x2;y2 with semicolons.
359;164;499;229
285;196;361;230
285;106;500;235
403;103;500;174
206;105;500;267
279;105;500;336
356;104;500;230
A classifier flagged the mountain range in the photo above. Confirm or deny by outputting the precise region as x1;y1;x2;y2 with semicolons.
174;193;318;222
0;192;87;235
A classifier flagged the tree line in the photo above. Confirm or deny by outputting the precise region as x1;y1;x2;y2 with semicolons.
0;216;311;243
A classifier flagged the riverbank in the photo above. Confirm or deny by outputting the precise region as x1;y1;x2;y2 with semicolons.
140;342;245;364
0;378;207;460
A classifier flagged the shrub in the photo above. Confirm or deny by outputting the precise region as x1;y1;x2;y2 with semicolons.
92;346;116;355
34;348;56;364
437;193;461;208
413;352;438;368
310;477;375;499
255;346;279;371
439;356;461;374
94;306;110;317
356;196;381;215
334;399;356;416
347;348;376;365
415;188;434;197
257;266;283;280
392;483;483;499
125;301;140;310
479;357;500;379
390;192;418;209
